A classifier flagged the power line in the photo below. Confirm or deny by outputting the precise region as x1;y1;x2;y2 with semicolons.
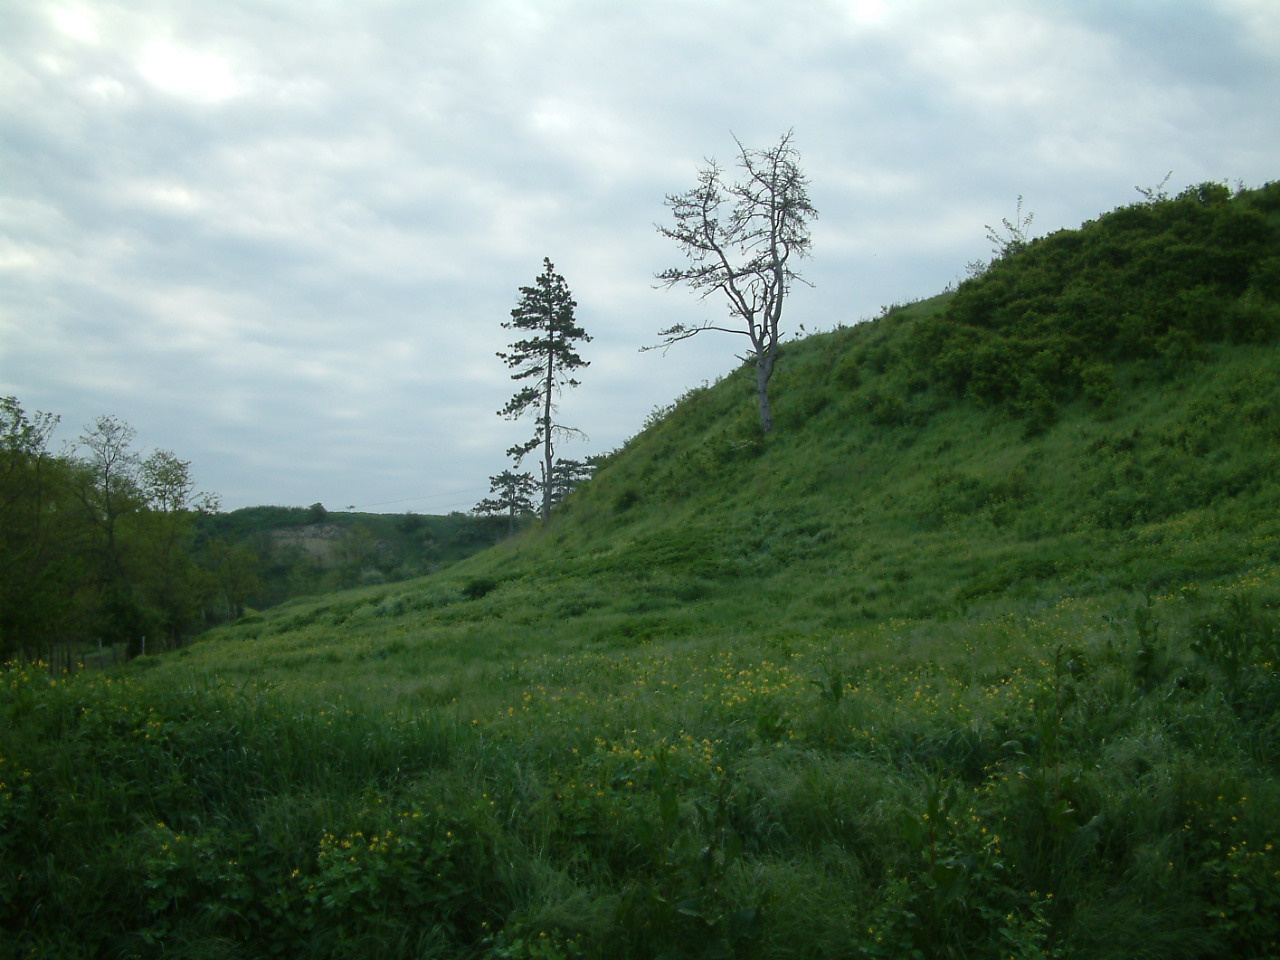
347;488;486;511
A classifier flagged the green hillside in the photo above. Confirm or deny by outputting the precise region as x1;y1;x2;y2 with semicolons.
5;181;1280;959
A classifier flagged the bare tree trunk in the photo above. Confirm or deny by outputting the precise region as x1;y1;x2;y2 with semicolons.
756;349;777;434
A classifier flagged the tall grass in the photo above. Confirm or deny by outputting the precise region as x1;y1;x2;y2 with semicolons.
6;576;1280;958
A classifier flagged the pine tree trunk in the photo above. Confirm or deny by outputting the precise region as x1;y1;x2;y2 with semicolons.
541;348;555;519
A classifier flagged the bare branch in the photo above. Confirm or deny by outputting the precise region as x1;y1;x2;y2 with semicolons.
652;132;816;433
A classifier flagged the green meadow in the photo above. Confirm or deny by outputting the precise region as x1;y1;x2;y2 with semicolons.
5;182;1280;958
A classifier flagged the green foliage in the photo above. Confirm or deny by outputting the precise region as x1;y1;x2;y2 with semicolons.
475;469;538;536
916;181;1280;423
864;773;1057;960
0;398;499;662
0;403;226;661
462;577;500;600
198;506;498;607
1190;594;1280;704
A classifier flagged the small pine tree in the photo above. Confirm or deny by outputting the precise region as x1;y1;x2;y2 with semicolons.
473;470;536;536
548;457;594;508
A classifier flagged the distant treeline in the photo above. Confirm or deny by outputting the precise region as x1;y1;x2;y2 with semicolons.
194;504;505;610
0;401;501;665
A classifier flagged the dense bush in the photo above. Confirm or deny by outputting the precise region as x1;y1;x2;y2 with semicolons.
913;181;1280;420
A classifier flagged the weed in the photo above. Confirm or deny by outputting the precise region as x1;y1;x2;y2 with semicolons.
462;577;500;600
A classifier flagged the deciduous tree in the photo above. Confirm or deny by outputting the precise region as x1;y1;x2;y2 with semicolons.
0;398;80;658
1;400;245;661
135;450;220;646
73;418;219;654
76;415;142;582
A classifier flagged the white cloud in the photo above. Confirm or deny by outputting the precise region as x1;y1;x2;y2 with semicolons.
50;5;100;44
137;39;244;102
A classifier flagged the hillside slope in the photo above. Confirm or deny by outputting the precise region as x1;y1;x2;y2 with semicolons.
416;179;1280;644
6;181;1280;960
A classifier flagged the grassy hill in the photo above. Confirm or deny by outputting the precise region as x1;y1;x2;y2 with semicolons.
5;181;1280;959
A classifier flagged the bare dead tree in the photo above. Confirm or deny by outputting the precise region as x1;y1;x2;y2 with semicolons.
652;131;817;433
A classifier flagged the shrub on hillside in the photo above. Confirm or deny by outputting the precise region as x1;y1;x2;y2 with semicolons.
913;182;1280;420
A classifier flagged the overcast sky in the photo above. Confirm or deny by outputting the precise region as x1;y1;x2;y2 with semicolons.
3;0;1278;513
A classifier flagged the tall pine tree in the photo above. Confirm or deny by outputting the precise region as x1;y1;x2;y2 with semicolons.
497;258;590;519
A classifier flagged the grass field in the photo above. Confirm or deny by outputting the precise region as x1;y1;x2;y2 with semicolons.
7;571;1280;958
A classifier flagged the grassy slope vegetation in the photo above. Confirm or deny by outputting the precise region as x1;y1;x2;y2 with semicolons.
5;183;1280;959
